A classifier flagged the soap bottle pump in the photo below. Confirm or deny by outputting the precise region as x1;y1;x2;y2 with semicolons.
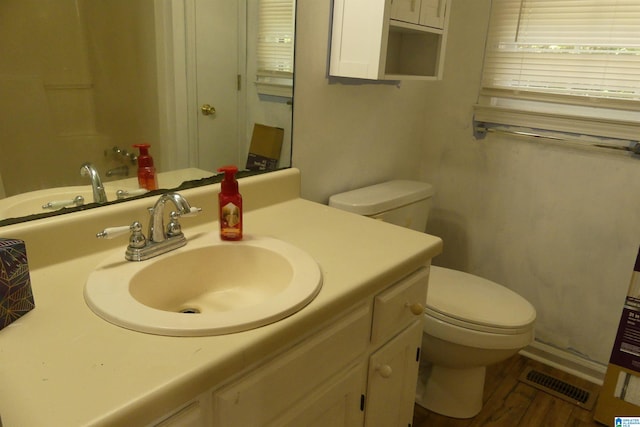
217;165;242;241
133;143;158;191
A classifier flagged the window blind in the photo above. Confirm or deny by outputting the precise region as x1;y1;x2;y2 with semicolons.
475;0;640;144
256;0;295;97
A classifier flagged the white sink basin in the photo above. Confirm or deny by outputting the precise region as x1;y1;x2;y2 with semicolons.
0;168;216;219
84;233;323;336
0;185;121;218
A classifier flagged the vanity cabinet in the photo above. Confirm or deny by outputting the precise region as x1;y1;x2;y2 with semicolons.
212;304;371;426
330;0;450;80
150;267;429;427
153;399;206;427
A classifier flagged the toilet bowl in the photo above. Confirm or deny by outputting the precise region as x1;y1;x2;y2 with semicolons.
417;265;535;418
328;180;537;419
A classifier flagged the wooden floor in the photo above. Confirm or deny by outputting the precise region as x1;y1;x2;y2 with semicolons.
413;354;605;427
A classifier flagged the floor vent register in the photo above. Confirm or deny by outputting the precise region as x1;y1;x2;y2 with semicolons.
518;367;599;411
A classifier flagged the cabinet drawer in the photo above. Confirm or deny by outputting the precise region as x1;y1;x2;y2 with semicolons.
371;267;429;345
212;303;371;426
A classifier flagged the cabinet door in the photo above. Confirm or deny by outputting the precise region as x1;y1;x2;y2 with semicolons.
419;0;448;29
212;304;370;426
151;400;204;427
329;0;387;79
364;321;422;427
390;0;420;24
267;362;366;427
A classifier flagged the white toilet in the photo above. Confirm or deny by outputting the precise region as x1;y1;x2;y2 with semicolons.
329;180;536;419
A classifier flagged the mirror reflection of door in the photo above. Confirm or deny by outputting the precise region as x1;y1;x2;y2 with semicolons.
193;0;243;172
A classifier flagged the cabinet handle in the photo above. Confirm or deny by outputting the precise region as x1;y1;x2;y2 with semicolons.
376;364;393;378
406;302;425;316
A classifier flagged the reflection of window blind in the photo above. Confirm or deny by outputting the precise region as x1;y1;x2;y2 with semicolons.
475;0;640;142
256;0;295;96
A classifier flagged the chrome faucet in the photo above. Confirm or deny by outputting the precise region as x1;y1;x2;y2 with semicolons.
80;162;108;203
148;192;194;243
96;192;201;261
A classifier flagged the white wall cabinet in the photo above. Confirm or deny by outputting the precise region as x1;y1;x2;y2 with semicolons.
150;267;430;427
330;0;450;80
390;0;448;29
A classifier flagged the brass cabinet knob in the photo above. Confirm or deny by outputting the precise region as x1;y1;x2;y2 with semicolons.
406;302;425;316
376;364;393;378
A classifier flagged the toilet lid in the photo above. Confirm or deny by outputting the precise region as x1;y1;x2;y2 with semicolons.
426;266;536;334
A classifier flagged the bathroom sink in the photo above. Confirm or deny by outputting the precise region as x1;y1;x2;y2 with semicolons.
84;233;323;336
0;185;121;218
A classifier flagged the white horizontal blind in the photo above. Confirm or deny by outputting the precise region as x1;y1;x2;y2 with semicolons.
257;0;295;83
475;0;640;145
482;0;640;100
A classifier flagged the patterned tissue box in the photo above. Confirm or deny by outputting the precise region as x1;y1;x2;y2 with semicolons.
0;238;35;330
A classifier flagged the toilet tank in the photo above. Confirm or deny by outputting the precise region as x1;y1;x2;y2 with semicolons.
328;180;434;232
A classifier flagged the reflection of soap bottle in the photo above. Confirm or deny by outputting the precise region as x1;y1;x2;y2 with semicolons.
133;143;158;191
217;165;242;241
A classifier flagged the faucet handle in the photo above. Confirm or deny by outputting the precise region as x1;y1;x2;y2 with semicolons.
116;188;148;200
97;222;147;249
166;207;201;237
145;206;200;217
181;207;202;217
42;195;85;210
96;225;132;239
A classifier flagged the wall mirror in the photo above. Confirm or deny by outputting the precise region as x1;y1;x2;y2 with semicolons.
0;0;294;226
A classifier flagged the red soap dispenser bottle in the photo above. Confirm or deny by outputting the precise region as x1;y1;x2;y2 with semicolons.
133;143;158;191
217;165;242;241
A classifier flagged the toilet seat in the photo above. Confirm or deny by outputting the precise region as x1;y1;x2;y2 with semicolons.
426;266;536;335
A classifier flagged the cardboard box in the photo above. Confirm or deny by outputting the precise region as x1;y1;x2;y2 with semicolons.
246;123;284;171
0;238;35;331
595;247;640;425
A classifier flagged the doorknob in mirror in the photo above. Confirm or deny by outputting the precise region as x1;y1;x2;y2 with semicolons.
200;104;216;115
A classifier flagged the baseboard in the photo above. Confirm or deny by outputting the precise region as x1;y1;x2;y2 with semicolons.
519;341;607;386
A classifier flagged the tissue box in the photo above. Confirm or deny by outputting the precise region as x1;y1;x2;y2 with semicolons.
246;123;284;171
0;238;35;331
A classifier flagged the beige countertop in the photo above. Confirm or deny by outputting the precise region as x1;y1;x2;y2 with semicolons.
0;169;442;426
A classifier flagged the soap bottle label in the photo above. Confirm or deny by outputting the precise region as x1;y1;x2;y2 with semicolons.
220;202;241;238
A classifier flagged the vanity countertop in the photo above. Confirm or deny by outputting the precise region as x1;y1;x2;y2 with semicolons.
0;169;442;426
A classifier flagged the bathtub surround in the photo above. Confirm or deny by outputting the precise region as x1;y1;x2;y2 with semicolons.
292;0;640;369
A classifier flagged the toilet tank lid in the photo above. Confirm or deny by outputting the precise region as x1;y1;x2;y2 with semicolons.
328;180;434;216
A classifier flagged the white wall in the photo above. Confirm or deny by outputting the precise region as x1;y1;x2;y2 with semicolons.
292;0;434;203
294;0;640;365
419;0;640;365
